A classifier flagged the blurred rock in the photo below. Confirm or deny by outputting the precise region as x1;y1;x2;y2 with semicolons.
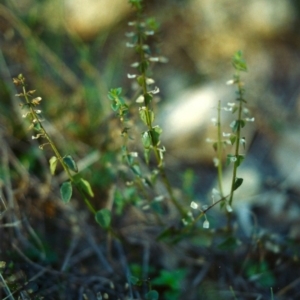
273;126;300;190
159;82;256;163
64;0;131;40
182;0;295;74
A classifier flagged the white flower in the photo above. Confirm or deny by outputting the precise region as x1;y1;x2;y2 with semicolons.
146;78;155;85
130;62;139;67
22;112;30;118
182;218;188;226
126;42;135;48
150;86;160;94
245;117;255;122
32;134;43;140
213;158;219;167
154;195;164;202
145;30;154;35
226;203;233;213
230;156;237;162
127;74;137;79
190;201;199;209
223;132;231;137
226;79;235;85
203;220;209;229
149;57;159;62
158;56;168;63
240;137;246;145
136;96;144;103
129;152;138;157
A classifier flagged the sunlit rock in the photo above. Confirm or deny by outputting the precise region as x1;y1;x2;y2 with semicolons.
64;0;131;40
159;83;256;163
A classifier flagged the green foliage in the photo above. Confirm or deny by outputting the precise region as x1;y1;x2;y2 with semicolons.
49;156;58;175
245;260;276;288
95;208;112;229
63;155;78;173
145;290;159;300
217;236;242;251
8;1;286;299
232;50;248;72
60;181;73;203
152;269;186;299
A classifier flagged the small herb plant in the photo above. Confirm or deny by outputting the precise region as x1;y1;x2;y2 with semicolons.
6;0;270;299
108;0;186;220
190;50;254;230
13;74;115;231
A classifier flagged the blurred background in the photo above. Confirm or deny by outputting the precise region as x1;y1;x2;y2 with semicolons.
1;0;300;298
1;0;300;231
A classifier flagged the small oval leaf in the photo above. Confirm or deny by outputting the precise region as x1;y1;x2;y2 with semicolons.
49;156;58;175
77;178;94;197
95;209;111;229
63;155;78;172
142;131;151;149
60;181;72;203
233;177;243;191
145;290;159;300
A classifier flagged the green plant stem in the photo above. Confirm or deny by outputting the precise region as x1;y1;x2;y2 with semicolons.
216;100;224;197
135;22;186;217
21;81;96;215
228;74;243;207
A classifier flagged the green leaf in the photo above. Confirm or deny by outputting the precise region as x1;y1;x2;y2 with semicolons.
142;131;151;149
130;276;141;285
144;93;153;106
49;156;58;175
115;87;122;95
212;142;217;151
139;108;154;125
95;208;111;229
139;60;149;73
233;177;243;191
218;236;241;251
131;164;141;176
60;181;72;203
236;154;245;167
77;178;94;197
232;50;247;72
145;290;159;300
33;122;41;131
63;155;78;172
230;120;245;132
150;126;162;146
229;135;236;145
111;101;119;111
136;75;144;87
144;148;150;165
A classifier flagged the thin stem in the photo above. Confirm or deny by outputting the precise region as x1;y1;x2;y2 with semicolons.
20;78;96;215
134;18;186;217
228;73;244;207
216;100;224;197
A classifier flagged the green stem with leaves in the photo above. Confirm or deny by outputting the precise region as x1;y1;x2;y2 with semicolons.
14;74;96;215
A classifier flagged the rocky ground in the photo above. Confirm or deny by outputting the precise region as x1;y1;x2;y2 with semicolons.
1;1;300;299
